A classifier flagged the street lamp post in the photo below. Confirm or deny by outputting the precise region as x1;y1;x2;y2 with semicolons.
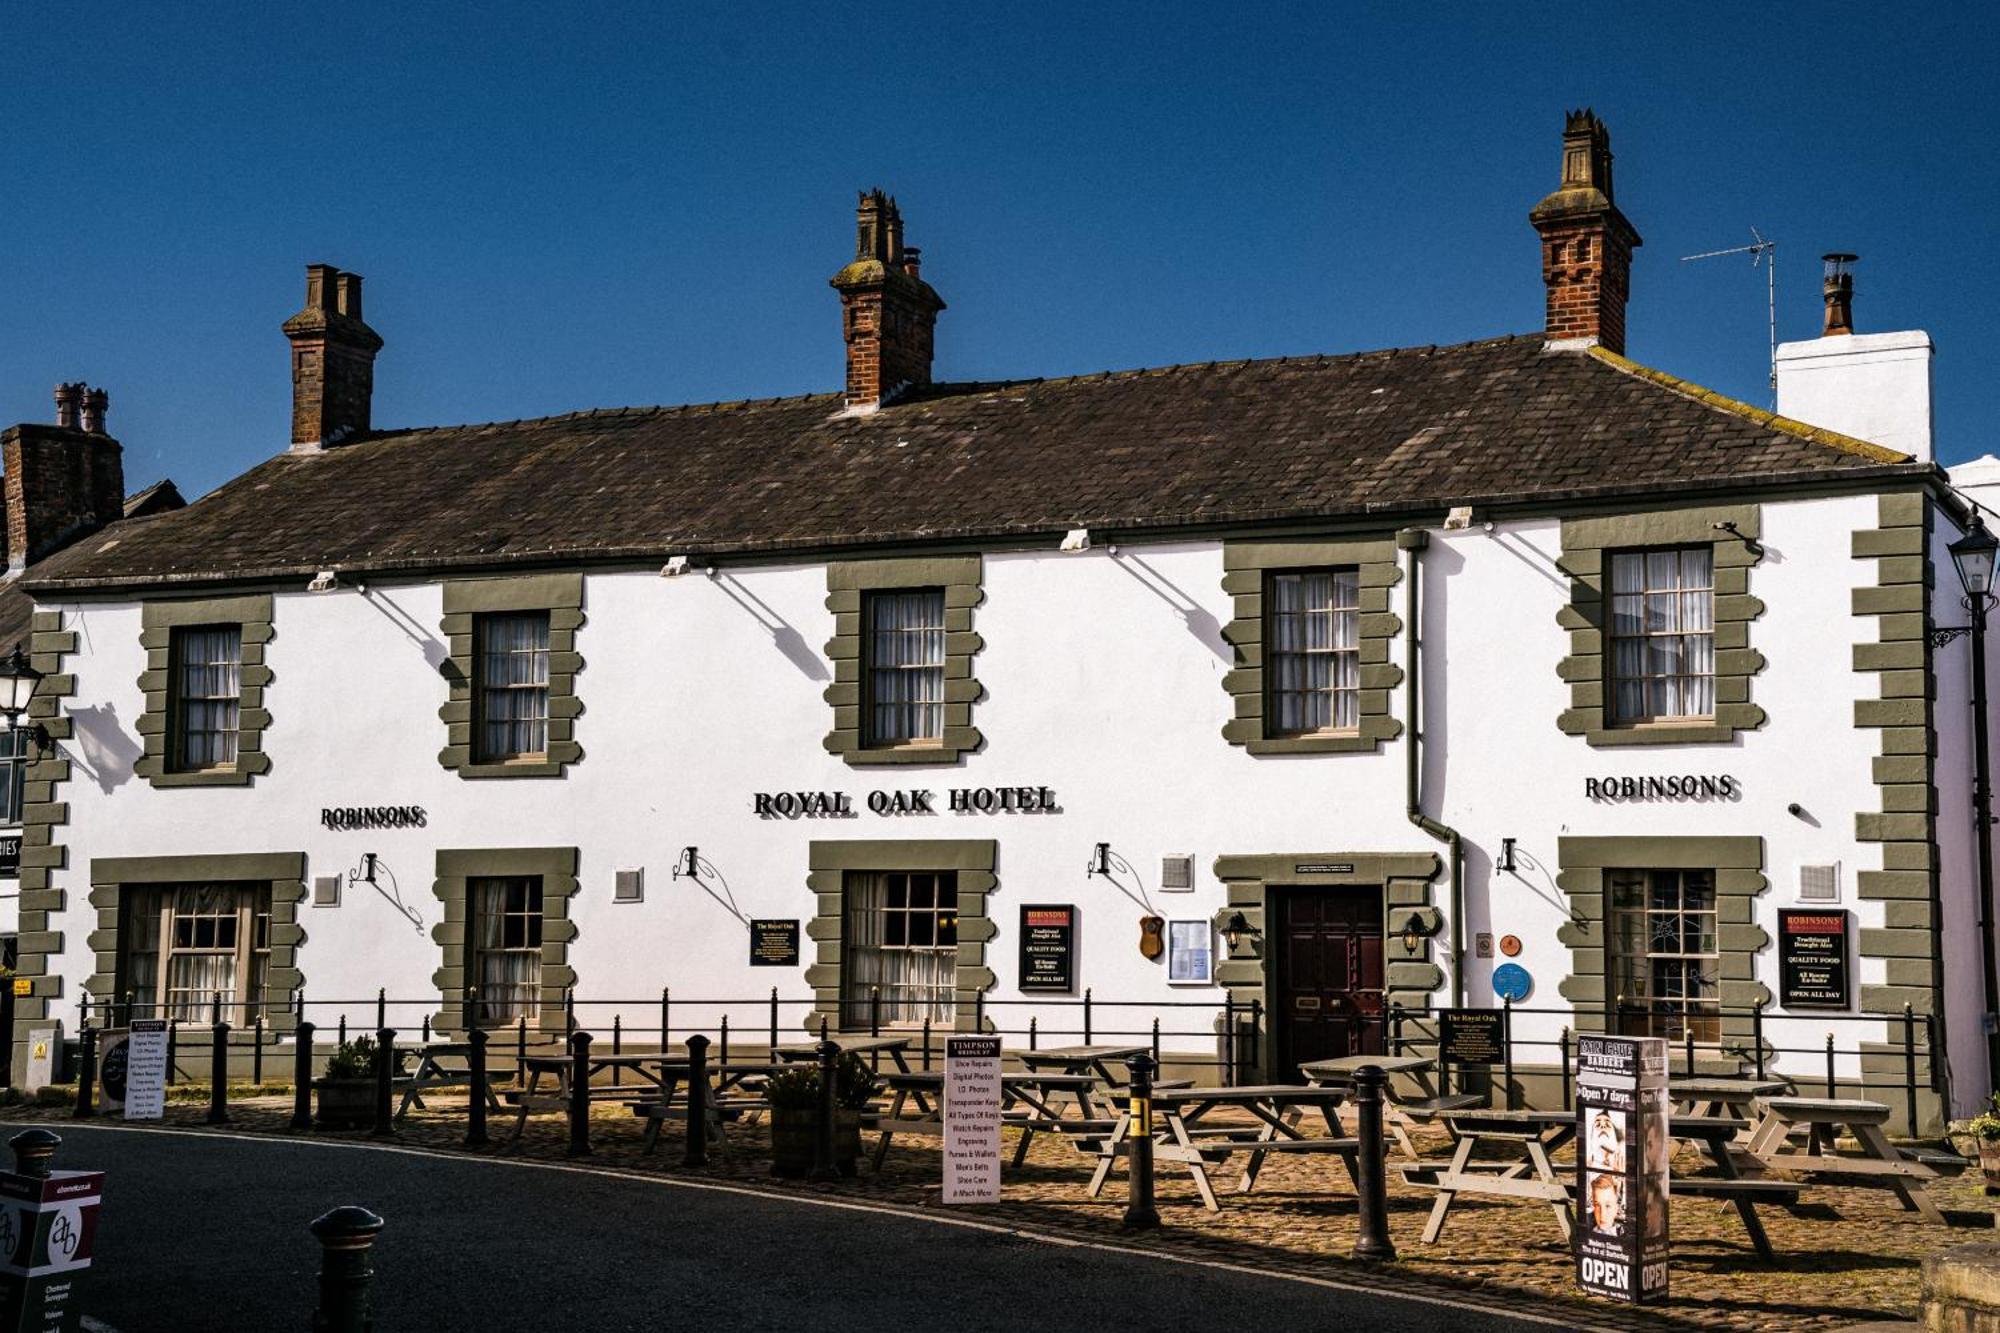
1940;516;2000;1092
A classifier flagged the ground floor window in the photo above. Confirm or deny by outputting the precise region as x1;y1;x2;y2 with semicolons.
0;726;28;826
471;876;543;1027
1609;868;1720;1044
122;883;271;1023
842;870;957;1027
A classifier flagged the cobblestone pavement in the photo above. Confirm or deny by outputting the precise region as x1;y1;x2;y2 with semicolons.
10;1092;1987;1331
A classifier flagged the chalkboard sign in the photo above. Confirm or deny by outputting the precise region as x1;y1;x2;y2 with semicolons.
1778;909;1850;1009
1019;904;1075;993
1439;1008;1506;1066
749;919;800;967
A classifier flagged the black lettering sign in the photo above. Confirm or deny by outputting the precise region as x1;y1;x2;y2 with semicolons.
320;806;427;831
1778;909;1850;1009
1585;775;1738;802
1439;1009;1506;1066
1292;862;1355;875
1019;904;1076;993
749;919;801;967
0;833;19;877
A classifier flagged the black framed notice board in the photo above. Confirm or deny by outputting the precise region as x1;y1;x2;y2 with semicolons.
1777;909;1849;1008
1019;904;1075;993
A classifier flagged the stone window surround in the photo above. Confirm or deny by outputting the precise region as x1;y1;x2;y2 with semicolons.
1554;835;1767;1063
1210;852;1443;1078
86;851;307;1035
430;846;579;1036
822;556;983;766
804;839;996;1034
134;594;274;788
1220;538;1405;755
438;573;585;779
8;610;76;1075
1556;503;1766;747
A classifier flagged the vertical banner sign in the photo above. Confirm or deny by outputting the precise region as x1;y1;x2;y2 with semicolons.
942;1035;1002;1204
1574;1034;1669;1304
122;1020;168;1121
1777;909;1851;1008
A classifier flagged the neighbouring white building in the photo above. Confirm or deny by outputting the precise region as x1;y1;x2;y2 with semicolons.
3;113;1987;1131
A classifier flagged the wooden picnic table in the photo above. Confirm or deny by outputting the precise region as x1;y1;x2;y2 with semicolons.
1414;1108;1576;1244
1299;1055;1481;1161
504;1051;685;1145
626;1060;785;1155
871;1070;1108;1169
1670;1076;1791;1124
392;1041;504;1120
1087;1085;1366;1212
772;1035;914;1073
1667;1115;1798;1262
1746;1096;1944;1225
1013;1044;1149;1086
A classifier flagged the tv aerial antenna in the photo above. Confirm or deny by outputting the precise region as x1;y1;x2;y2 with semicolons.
1681;227;1777;406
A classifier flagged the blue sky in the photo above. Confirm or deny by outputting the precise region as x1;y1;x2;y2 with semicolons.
4;3;1995;497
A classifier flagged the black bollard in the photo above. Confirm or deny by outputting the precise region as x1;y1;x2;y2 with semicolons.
310;1205;384;1333
371;1027;396;1139
567;1030;593;1158
1121;1053;1160;1230
73;1025;97;1120
465;1028;489;1148
208;1002;232;1126
808;1036;840;1182
9;1129;59;1178
683;1033;711;1168
1351;1064;1397;1262
291;1021;317;1131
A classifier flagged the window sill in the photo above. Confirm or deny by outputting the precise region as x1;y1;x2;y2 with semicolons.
1585;720;1737;747
456;758;565;779
149;768;256;788
1245;732;1379;756
843;743;961;767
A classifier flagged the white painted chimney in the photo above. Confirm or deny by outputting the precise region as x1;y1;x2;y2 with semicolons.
1773;254;1934;461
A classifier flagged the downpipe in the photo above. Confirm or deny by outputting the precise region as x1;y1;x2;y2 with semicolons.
1399;527;1465;1011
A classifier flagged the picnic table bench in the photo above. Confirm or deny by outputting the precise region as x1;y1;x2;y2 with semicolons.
1012;1044;1149;1086
1668;1115;1796;1262
872;1070;1108;1169
1087;1085;1371;1212
1299;1055;1481;1160
626;1060;783;1155
1411;1108;1576;1244
392;1042;504;1120
773;1035;915;1073
503;1051;684;1145
1670;1076;1791;1128
1746;1096;1945;1225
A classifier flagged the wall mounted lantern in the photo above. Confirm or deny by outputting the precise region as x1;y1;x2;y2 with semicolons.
0;648;49;750
1222;910;1261;953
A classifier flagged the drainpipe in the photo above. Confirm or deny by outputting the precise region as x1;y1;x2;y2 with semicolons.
1398;527;1465;1010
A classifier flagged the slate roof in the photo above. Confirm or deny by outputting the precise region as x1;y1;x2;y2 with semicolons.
0;479;184;648
23;335;1927;592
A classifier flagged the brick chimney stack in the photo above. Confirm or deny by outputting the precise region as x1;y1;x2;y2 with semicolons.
282;263;383;452
829;191;945;410
3;386;125;574
1529;110;1642;354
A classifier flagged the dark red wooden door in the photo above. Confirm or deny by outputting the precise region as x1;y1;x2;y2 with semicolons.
1275;886;1385;1075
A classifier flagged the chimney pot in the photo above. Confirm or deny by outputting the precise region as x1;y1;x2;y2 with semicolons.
336;271;364;322
78;387;108;434
1821;252;1857;337
51;383;80;430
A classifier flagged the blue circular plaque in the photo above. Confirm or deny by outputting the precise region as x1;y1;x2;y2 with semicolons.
1492;963;1533;1002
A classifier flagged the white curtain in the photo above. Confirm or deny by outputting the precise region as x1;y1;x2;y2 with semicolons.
1269;570;1359;733
842;872;955;1026
478;615;551;759
178;627;241;768
1609;549;1713;721
867;591;945;744
473;878;541;1025
163;884;240;1021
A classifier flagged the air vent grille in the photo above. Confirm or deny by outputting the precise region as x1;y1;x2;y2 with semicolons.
312;876;341;908
1161;854;1195;892
614;869;645;903
1799;863;1840;902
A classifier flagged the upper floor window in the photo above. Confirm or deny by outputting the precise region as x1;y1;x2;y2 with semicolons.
863;589;945;747
122;882;272;1024
474;612;550;762
1607;547;1714;724
170;625;242;771
1265;569;1360;736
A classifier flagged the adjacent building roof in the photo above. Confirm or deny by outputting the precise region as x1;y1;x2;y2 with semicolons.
0;479;184;647
24;335;1926;592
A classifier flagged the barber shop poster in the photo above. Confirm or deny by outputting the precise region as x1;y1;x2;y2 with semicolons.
1574;1034;1669;1304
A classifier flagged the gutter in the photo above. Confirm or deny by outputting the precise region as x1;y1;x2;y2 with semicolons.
1398;526;1465;1011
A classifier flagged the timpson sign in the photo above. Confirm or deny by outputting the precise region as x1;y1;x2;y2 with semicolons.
753;786;1059;819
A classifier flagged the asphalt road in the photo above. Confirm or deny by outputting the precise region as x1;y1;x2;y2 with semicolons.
45;1123;1559;1333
